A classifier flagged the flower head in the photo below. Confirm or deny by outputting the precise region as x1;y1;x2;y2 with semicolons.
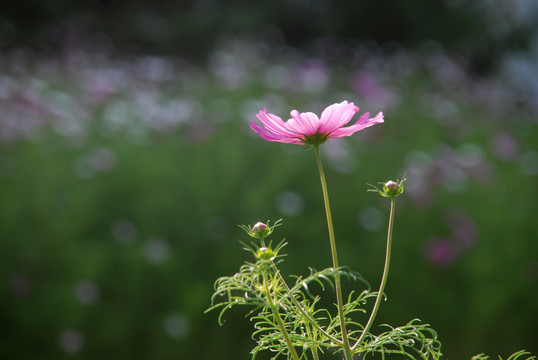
250;101;384;146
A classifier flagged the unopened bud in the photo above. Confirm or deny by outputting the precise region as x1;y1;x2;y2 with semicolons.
256;246;276;261
368;177;406;198
384;181;398;190
251;222;269;239
252;222;267;233
383;179;404;197
239;219;282;240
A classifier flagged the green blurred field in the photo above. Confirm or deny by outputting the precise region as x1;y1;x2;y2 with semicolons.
1;39;537;359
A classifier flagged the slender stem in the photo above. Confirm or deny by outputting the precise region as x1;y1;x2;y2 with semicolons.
314;146;353;360
273;310;300;360
271;262;343;345
311;347;320;360
352;197;396;350
262;273;301;360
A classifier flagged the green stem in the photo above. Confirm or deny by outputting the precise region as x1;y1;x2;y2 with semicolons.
273;310;300;360
352;197;396;351
262;273;301;360
271;262;343;345
311;347;320;360
314;146;353;360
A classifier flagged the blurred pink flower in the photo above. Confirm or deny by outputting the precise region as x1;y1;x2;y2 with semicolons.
424;238;456;268
250;101;383;145
491;132;519;161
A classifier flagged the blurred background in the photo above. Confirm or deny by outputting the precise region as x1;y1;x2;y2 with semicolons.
1;0;537;359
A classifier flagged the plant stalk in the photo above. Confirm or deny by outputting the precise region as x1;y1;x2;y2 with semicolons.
352;197;396;350
262;273;301;360
314;146;353;360
271;262;343;345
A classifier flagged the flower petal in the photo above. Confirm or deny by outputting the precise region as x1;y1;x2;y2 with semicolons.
319;101;359;134
250;121;302;143
286;110;320;136
256;110;295;137
329;112;384;138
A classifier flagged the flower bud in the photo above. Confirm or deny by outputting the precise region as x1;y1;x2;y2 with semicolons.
383;179;404;197
239;219;282;240
256;246;276;261
384;181;398;190
251;222;269;239
368;177;406;198
252;222;267;233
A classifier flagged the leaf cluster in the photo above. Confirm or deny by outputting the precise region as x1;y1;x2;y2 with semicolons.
357;320;442;359
207;242;444;359
471;350;536;360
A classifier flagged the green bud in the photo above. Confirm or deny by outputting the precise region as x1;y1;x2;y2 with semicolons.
256;246;276;261
252;222;269;238
368;176;406;199
239;219;282;240
383;180;404;197
384;180;398;190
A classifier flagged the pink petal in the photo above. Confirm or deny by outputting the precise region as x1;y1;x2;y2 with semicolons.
319;101;359;134
250;121;302;143
329;112;384;138
256;110;295;137
286;110;320;136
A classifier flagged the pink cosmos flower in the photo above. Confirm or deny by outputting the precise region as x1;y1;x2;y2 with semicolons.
250;101;384;146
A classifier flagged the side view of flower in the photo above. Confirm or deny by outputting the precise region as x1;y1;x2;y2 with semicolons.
208;100;535;360
250;100;384;146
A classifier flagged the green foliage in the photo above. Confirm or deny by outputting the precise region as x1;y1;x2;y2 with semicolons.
208;233;443;360
360;320;441;359
471;350;536;360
